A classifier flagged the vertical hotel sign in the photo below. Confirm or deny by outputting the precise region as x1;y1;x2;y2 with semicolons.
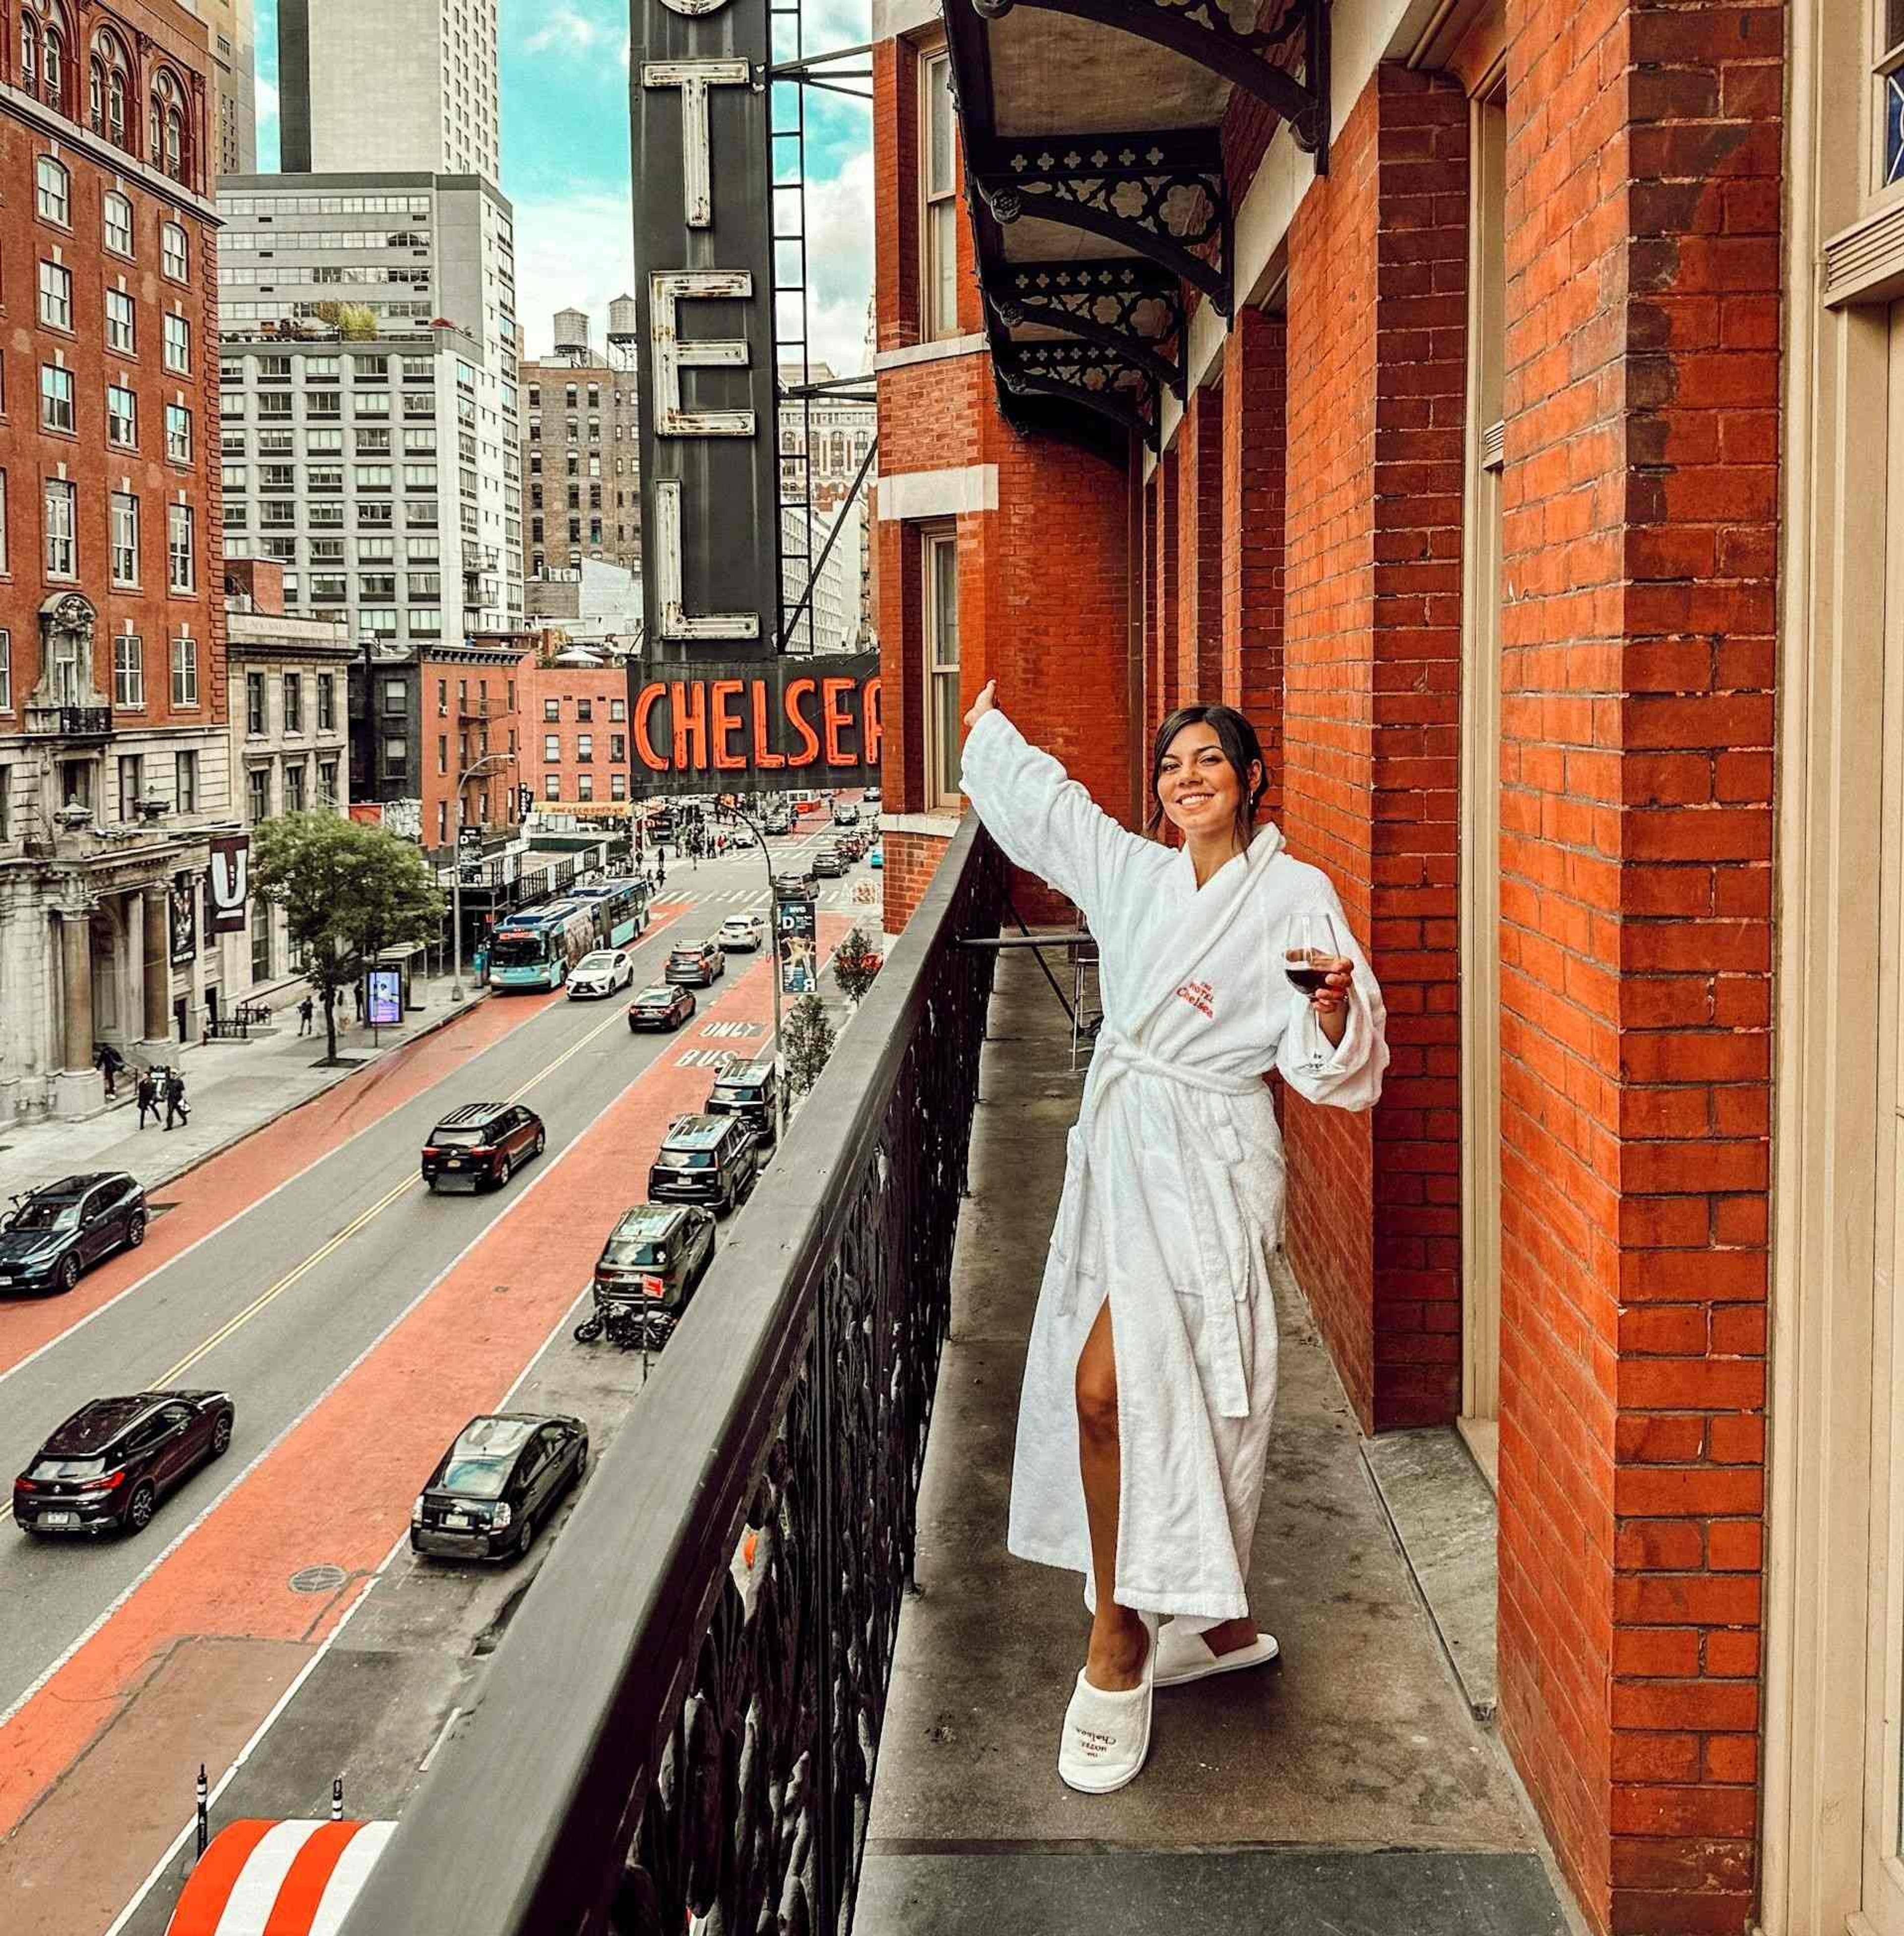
632;0;780;660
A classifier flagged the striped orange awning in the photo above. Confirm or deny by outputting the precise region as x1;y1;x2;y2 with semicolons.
165;1820;395;1936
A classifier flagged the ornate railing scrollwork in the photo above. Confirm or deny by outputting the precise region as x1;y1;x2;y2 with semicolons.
340;823;1005;1936
996;339;1160;448
988;259;1185;398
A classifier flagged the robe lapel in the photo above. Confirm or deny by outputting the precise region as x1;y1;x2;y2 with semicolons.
1126;823;1285;1040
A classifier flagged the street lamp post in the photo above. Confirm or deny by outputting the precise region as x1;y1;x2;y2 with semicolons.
451;750;516;1004
717;793;789;1148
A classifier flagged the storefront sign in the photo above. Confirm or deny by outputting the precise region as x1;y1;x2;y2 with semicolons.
367;968;404;1028
776;891;818;996
169;872;197;966
629;653;881;796
632;0;779;659
203;834;250;936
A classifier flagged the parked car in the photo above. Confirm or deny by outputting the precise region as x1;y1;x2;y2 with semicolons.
833;802;860;828
648;1113;762;1216
864;786;882;806
14;1390;234;1537
576;1203;717;1350
811;846;848;879
870;843;885;870
707;1058;779;1149
566;948;635;999
629;984;696;1031
730;825;759;849
410;1413;588;1563
421;1102;546;1192
718;913;765;953
665;939;725;986
0;1173;147;1297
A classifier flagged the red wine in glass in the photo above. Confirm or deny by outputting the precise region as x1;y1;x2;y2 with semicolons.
1285;963;1331;995
1284;910;1347;1073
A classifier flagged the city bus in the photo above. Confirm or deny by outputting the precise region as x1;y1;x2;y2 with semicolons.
569;878;650;947
488;903;598;991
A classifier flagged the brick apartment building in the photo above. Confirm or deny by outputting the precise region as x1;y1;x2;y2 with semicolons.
873;1;1903;1933
516;646;635;821
0;0;228;1117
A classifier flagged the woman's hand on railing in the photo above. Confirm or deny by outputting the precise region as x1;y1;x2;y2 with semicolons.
963;680;997;732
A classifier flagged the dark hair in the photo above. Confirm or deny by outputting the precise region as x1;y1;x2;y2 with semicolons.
1145;705;1268;850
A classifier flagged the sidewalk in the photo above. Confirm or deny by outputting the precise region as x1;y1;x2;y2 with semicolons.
856;950;1575;1936
0;971;491;1204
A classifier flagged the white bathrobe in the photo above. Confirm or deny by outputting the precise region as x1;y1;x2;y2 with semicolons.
960;709;1389;1625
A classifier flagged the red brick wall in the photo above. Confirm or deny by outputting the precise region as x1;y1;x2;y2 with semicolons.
1281;64;1468;1435
1151;451;1179;739
1221;307;1286;828
1176;384;1223;707
1493;2;1782;1929
416;650;526;847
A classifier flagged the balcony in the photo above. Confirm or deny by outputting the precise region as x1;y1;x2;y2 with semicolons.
24;700;113;741
336;826;1565;1936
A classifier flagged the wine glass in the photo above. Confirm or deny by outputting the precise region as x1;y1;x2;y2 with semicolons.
1284;909;1347;1074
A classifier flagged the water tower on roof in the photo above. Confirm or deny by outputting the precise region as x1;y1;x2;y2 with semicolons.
606;294;639;372
553;307;591;365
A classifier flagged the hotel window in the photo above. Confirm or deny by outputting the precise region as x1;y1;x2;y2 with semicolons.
284;672;303;734
0;632;9;712
577;733;593;762
611;772;627;800
163;312;190;374
923;50;959;339
106;380;135;446
44;479;76;577
118;754;143;821
284;762;306;812
543;697;560;721
165;403;192;463
35;155;69;225
40;363;74;432
168;503;194;590
246;764;269;823
106;288;135;354
318;674;336;732
544;772;560;800
176;750;197;813
577;773;594;802
161;221;188;282
318;760;338;805
111;491;138;584
610;697;626;721
103;191;133;257
544;732;560;763
113;634;143;709
246;670;265;734
923;527;961;806
38;259;72;330
171;635;199;707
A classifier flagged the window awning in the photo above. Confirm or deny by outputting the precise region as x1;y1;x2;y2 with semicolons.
942;0;1331;455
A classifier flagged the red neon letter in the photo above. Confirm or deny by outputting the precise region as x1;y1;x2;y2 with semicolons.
671;681;707;770
751;680;785;768
634;683;669;770
783;677;821;767
821;678;855;766
861;675;882;768
711;680;746;770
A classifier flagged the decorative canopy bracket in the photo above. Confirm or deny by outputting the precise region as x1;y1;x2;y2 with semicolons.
987;258;1186;399
970;128;1231;314
995;340;1159;449
969;0;1330;171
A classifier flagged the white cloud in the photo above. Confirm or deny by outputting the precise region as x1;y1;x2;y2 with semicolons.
525;6;609;55
801;149;876;375
255;73;279;130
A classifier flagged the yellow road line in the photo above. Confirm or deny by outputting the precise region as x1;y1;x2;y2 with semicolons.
154;1001;633;1388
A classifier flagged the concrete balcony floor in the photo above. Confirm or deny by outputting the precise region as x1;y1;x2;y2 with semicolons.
859;952;1573;1936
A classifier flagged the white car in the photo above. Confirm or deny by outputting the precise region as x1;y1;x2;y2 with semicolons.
566;949;635;998
718;914;764;953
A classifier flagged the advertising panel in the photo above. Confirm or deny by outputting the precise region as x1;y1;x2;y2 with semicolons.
203;834;250;936
169;871;197;966
367;968;404;1028
775;889;819;996
628;653;881;797
631;0;780;662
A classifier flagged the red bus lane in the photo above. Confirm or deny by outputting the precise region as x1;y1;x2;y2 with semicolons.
0;908;687;1383
0;919;845;1915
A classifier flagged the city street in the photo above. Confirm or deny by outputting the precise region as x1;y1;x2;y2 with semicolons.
0;815;870;1936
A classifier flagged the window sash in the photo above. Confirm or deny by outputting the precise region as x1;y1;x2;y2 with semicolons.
44;481;76;576
168;506;195;590
113;635;144;709
40;365;74;431
111;493;139;584
923;531;961;805
171;637;199;706
38;260;71;328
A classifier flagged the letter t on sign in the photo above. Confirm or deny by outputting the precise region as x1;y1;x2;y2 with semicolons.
644;61;751;228
650;269;756;437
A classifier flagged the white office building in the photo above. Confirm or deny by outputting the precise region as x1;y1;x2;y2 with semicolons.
277;0;499;184
217;172;524;651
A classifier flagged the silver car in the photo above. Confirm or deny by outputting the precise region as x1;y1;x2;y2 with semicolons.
566;949;634;999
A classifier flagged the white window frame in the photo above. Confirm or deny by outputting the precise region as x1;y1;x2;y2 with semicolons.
44;479;76;578
162;311;190;375
161;220;187;281
165;403;192;464
103;190;133;257
106;381;136;447
170;635;199;707
40;363;74;433
923;525;961;809
0;630;11;712
114;633;144;709
922;48;959;340
167;502;194;591
35;155;69;225
37;258;72;330
110;491;139;586
105;287;134;354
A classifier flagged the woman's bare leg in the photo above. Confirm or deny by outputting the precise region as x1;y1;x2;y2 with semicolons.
1074;1295;1150;1691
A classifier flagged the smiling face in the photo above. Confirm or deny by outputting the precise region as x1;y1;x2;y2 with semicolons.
1156;720;1261;847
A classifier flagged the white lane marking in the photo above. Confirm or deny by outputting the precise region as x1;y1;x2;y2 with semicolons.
97;1288;594;1936
417;1704;462;1773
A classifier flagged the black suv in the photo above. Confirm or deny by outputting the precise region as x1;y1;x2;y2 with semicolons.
421;1103;546;1192
811;846;847;878
707;1059;779;1149
577;1203;718;1350
14;1389;235;1536
665;939;725;986
0;1172;147;1296
648;1113;761;1215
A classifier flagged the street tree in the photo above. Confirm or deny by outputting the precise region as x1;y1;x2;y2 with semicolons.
781;992;835;1099
250;812;445;1061
832;925;884;1006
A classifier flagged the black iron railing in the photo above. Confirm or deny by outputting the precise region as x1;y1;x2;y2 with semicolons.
58;705;113;738
341;818;1000;1936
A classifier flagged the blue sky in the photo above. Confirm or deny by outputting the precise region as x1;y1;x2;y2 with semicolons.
249;0;874;371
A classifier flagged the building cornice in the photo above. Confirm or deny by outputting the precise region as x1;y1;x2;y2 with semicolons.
0;83;220;223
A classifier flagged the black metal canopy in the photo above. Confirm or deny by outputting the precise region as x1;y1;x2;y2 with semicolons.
943;0;1329;457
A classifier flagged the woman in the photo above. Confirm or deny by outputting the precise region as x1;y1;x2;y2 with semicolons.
958;680;1388;1795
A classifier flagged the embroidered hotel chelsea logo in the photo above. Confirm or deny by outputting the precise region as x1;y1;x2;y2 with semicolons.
1175;979;1215;1021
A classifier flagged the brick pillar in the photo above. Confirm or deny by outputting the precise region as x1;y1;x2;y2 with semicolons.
1493;4;1783;1931
1152;451;1180;733
1176;384;1223;706
1283;64;1468;1434
1222;307;1286;827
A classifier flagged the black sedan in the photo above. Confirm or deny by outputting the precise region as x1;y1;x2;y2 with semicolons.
13;1390;235;1537
411;1413;588;1563
629;984;696;1032
0;1172;147;1296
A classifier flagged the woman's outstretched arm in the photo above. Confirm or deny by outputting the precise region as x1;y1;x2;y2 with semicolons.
958;681;1149;918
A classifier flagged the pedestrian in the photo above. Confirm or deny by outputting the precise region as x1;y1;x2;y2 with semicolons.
94;1041;126;1098
298;994;315;1037
351;979;363;1023
163;1066;190;1132
135;1067;159;1129
956;680;1388;1797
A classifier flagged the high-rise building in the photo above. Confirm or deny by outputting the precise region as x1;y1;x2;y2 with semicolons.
0;0;235;1119
180;0;256;176
277;0;500;183
217;172;525;660
519;307;644;582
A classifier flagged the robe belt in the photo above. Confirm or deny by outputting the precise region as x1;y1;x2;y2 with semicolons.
1068;1033;1264;1419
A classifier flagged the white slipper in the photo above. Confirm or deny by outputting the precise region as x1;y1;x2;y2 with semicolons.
1058;1612;1159;1795
1153;1624;1279;1688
